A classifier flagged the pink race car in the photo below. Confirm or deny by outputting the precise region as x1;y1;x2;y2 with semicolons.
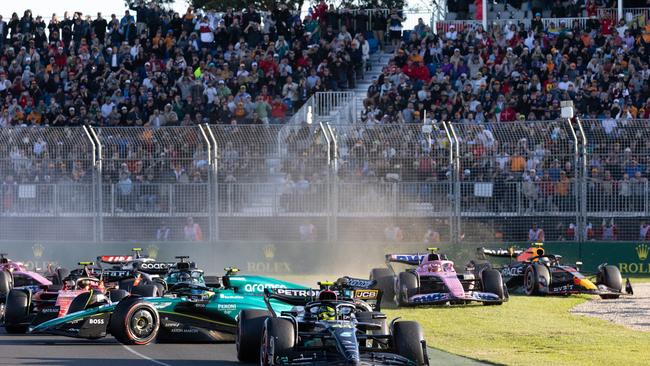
1;254;56;299
370;248;508;307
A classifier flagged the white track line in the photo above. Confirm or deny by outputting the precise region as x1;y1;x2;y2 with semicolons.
121;344;173;366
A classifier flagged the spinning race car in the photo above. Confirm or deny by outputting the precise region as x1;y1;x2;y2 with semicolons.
472;243;632;298
29;263;300;344
370;248;508;307
237;281;429;365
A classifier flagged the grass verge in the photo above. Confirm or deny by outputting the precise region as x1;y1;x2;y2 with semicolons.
384;295;650;366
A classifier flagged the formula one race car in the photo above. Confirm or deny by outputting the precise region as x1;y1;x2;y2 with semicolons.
2;261;138;333
1;254;53;320
472;243;632;298
29;265;300;344
1;253;54;295
370;248;507;307
236;282;429;365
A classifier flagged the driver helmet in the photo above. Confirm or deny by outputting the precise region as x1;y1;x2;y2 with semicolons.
78;279;92;289
178;272;192;283
317;305;336;321
539;257;551;265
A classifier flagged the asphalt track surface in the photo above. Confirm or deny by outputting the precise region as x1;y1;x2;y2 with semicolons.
0;327;490;366
0;327;235;366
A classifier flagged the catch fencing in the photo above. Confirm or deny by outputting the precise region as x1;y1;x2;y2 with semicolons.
1;119;650;246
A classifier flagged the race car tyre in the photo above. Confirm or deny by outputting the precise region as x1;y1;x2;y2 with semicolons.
130;284;161;298
370;268;395;309
393;321;427;365
524;264;550;296
3;289;30;334
260;317;295;366
110;298;160;345
597;265;623;299
397;271;418;306
68;290;106;314
52;267;69;285
108;289;130;303
236;309;270;362
480;269;505;305
0;270;13;296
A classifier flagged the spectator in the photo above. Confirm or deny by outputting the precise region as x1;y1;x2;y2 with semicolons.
528;223;545;242
183;216;203;241
384;224;404;242
156;221;171;241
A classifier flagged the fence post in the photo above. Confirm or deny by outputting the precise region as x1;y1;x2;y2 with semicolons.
447;122;461;244
199;124;215;242
87;126;103;243
442;121;456;243
575;118;588;242
203;124;219;241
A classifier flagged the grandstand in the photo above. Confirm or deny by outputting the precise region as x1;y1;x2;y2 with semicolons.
0;2;649;245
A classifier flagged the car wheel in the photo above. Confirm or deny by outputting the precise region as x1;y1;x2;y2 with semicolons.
393;321;427;365
110;298;160;345
524;264;550;296
260;318;294;366
597;265;622;299
480;269;505;305
3;289;30;334
370;268;395;309
397;271;418;307
0;270;13;297
236;309;270;362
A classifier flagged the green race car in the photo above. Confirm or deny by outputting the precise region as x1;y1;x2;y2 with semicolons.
29;261;299;345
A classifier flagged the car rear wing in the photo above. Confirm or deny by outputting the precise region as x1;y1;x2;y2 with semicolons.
385;253;426;266
476;247;522;259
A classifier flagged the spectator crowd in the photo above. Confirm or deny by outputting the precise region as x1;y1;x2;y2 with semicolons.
0;1;382;130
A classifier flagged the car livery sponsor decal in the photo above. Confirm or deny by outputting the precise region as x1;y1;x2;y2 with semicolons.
411;293;450;303
501;266;525;277
276;288;331;297
345;279;374;288
390;254;426;263
354;289;379;300
471;292;501;301
217;304;237;311
243;283;287;293
138;262;170;270
99;256;134;263
219;294;245;300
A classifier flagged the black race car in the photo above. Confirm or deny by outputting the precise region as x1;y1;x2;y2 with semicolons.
470;243;633;298
236;281;428;365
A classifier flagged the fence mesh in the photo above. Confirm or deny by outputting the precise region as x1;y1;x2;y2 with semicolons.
452;120;579;244
1;120;649;247
0;127;95;242
94;126;211;242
